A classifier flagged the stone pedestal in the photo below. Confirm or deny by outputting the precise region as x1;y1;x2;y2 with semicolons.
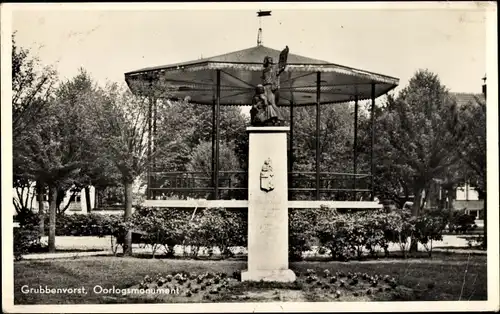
241;126;296;282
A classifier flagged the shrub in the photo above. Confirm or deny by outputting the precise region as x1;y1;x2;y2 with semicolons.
359;211;387;257
315;209;357;261
47;213;125;237
413;213;447;256
130;207;191;257
14;227;42;260
288;208;322;261
13;205;451;261
194;208;247;257
14;211;43;260
129;207;246;258
448;212;476;233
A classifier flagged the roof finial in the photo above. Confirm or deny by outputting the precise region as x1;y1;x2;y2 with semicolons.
257;10;271;46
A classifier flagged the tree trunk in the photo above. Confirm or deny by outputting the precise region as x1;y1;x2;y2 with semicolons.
410;187;423;253
48;186;57;253
448;188;456;211
56;188;66;212
85;186;92;214
94;187;99;209
37;180;45;236
123;181;133;256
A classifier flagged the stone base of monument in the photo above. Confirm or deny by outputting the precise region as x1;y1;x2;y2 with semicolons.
242;126;296;283
241;269;297;282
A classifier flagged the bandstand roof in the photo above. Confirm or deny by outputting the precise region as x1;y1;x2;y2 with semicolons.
125;45;399;106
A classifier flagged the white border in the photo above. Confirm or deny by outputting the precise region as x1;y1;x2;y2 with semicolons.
2;2;498;313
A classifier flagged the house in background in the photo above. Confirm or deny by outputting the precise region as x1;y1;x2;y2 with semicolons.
13;177;146;218
455;181;484;219
14;184;98;215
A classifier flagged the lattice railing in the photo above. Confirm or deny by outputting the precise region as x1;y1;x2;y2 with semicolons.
147;171;372;201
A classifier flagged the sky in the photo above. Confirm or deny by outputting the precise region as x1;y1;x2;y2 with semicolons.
9;3;490;96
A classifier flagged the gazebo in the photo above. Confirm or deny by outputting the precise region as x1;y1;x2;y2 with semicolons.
124;42;399;204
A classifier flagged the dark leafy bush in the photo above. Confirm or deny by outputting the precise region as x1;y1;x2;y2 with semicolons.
448;212;477;233
130;207;191;257
288;208;322;261
13;205;450;261
52;213;125;237
315;208;357;261
194;208;247;256
14;227;42;260
413;213;447;256
312;208;445;260
129;207;247;258
14;211;43;260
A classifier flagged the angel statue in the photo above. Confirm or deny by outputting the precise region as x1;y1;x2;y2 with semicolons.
250;46;289;126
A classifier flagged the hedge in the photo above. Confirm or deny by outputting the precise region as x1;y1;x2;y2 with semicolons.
15;207;469;260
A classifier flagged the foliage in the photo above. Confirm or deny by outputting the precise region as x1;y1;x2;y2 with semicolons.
359;70;462;217
186;141;243;199
313;209;447;260
13;227;43;261
316;210;357;261
13;211;44;260
12;33;58;139
413;213;447;256
51;214;125;237
91;84;152;184
447;212;477;234
288;208;322;261
130;207;191;257
454;94;487;245
191;208;247;257
455;96;486;193
16;213;125;237
123;207;450;260
290;105;355;200
129;207;246;258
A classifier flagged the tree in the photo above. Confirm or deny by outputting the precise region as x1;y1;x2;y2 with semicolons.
12;33;57;235
356;100;414;207
51;69;107;215
91;83;187;255
12;33;57;138
15;99;86;252
186;141;242;199
14;68;101;252
455;95;486;246
288;104;355;199
374;70;462;251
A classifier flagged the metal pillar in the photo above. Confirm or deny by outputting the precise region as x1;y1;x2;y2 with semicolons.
316;72;321;200
211;96;216;200
353;94;359;201
289;102;294;200
152;97;158;200
370;83;376;201
147;95;153;200
214;70;221;200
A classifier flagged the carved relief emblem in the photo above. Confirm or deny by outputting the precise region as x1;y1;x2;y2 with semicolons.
260;158;274;192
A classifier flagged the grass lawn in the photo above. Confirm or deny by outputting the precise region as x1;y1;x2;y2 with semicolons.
14;252;487;304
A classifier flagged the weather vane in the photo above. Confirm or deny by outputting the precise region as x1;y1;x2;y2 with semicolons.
257;10;272;46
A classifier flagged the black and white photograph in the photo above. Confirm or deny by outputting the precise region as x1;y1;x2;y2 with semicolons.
1;2;498;312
